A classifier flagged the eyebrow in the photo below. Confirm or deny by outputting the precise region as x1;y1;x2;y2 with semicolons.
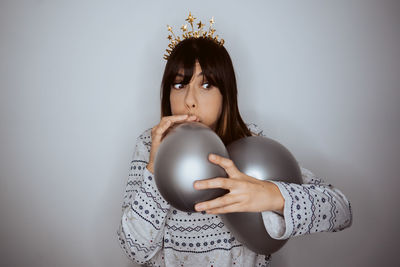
175;72;204;78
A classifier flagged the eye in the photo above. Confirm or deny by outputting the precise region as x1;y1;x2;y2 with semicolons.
172;83;185;90
202;82;212;89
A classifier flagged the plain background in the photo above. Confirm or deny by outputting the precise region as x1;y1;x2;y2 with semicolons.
0;0;399;266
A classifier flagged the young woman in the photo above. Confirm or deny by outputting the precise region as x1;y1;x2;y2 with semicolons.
117;16;352;267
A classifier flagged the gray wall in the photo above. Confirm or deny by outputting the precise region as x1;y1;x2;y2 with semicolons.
0;1;399;266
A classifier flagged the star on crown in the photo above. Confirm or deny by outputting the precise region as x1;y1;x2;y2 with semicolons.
164;11;225;60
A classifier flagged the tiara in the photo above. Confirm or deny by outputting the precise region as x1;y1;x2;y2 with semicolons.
163;11;225;60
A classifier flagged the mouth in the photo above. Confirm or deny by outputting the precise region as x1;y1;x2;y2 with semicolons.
187;114;201;122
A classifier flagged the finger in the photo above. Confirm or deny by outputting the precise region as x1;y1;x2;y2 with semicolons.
153;120;174;141
158;115;188;133
161;114;200;135
194;194;238;212
208;154;240;177
193;177;234;191
162;114;189;123
156;115;191;140
206;202;245;214
163;114;198;124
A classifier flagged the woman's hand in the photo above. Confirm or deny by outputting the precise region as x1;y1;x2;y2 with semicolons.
146;114;200;174
193;154;285;215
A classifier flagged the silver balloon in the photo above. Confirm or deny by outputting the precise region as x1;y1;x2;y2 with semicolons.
220;136;303;255
154;122;230;212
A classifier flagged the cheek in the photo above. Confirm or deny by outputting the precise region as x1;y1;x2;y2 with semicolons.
209;93;223;114
199;94;223;120
170;92;183;112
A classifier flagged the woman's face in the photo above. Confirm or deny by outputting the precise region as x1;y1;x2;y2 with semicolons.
170;61;223;131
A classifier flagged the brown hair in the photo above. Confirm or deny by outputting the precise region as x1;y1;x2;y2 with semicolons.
160;37;252;146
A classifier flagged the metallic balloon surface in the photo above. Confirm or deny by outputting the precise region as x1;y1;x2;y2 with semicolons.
220;136;303;255
154;122;229;212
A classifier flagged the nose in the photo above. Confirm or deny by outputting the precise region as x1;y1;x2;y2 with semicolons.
184;84;197;111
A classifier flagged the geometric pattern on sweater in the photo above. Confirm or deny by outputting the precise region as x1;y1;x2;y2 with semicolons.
323;189;337;232
301;186;317;233
138;185;170;214
123;229;162;254
165;221;225;232
164;243;243;254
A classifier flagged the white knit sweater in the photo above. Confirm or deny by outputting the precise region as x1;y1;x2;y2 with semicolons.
116;123;352;266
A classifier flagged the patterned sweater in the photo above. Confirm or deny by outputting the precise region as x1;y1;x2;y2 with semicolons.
116;123;353;266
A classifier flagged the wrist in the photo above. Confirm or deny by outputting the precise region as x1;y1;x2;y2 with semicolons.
146;163;154;174
267;181;284;215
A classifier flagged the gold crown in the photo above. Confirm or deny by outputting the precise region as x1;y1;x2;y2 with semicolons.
163;11;225;60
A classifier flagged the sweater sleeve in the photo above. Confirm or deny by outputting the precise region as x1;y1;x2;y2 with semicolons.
263;166;353;240
116;129;171;264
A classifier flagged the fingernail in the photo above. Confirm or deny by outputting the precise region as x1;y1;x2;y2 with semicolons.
210;154;216;160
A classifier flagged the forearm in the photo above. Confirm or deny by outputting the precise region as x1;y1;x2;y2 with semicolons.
265;166;352;240
262;166;352;240
119;165;171;263
274;181;352;238
118;136;171;264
